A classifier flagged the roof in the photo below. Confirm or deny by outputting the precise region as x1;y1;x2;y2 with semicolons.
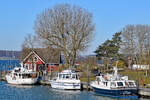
22;51;45;64
21;47;60;64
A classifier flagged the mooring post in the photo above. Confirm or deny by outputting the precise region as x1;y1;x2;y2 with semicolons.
50;65;52;80
87;64;89;91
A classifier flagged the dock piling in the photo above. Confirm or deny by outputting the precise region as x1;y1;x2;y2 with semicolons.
86;65;89;91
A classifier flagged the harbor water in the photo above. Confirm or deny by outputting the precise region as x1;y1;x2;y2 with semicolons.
0;81;149;100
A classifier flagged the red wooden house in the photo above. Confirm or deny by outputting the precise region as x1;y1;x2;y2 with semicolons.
21;48;60;72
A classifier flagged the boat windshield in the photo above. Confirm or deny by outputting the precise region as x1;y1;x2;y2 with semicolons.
65;74;70;79
14;69;20;72
72;74;79;79
59;74;71;79
58;74;78;79
117;82;124;87
22;73;36;79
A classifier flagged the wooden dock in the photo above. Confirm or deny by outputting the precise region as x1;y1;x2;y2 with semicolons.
138;88;150;98
81;82;92;90
38;80;50;85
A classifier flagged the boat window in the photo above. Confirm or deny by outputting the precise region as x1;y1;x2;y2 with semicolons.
117;82;123;87
21;73;32;78
111;82;116;87
59;74;62;79
103;82;108;86
96;77;100;81
22;74;25;78
72;74;76;79
65;74;70;79
66;75;69;78
53;78;56;81
63;75;66;78
14;73;17;76
76;75;79;79
14;69;20;72
128;82;135;87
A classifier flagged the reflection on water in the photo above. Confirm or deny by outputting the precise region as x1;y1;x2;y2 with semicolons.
6;84;34;89
0;81;149;100
50;88;81;99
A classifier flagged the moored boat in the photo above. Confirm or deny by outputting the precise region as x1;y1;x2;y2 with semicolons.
50;69;81;90
5;67;38;85
90;67;138;99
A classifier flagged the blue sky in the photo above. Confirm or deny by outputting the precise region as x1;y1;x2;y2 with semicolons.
0;0;150;55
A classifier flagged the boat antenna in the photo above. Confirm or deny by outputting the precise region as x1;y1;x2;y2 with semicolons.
114;61;119;77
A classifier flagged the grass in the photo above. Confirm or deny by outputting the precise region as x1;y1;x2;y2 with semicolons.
79;71;96;82
80;77;95;82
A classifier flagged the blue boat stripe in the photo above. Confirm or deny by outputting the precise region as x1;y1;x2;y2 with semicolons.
92;86;138;99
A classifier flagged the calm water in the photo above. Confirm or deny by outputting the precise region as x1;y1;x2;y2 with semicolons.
0;81;149;100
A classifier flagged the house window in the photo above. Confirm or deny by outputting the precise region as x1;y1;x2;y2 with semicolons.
34;56;38;62
25;64;28;69
28;57;32;62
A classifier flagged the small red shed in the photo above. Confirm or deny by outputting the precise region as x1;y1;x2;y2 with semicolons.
21;48;60;72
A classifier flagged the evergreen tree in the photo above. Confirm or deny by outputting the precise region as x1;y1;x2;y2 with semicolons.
95;32;121;60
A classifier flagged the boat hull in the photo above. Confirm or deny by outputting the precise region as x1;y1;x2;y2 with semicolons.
92;86;138;99
6;75;38;85
50;81;81;90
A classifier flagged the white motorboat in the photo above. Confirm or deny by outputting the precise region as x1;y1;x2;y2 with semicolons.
90;67;138;99
5;67;38;85
50;69;81;90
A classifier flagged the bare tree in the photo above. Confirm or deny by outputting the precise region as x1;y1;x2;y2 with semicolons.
121;25;135;55
22;34;46;49
121;24;150;68
22;34;36;49
121;25;136;68
21;34;43;61
34;4;95;67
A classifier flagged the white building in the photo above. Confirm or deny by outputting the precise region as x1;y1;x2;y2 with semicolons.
132;64;149;70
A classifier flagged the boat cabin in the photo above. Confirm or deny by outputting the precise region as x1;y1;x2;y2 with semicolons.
12;72;37;79
56;70;79;80
9;67;37;79
96;76;136;89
